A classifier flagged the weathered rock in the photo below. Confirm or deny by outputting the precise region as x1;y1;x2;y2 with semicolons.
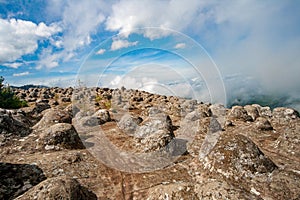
35;99;49;104
143;183;197;199
209;104;226;118
92;109;111;124
228;106;253;122
16;177;97;200
31;102;51;116
252;104;272;118
80;116;101;127
255;117;273;131
64;103;80;117
0;163;46;200
118;114;142;135
0;109;31;136
180;99;198;115
273;123;300;158
177;110;202;140
272;107;299;122
40;123;85;150
201;134;277;179
33;108;72;130
79;109;111;127
135;110;174;152
244;105;260;121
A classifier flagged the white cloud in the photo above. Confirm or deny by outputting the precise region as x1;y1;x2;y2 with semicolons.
36;48;60;69
109;75;158;91
37;0;112;69
96;49;106;55
106;0;201;39
0;18;61;63
108;75;200;99
174;43;186;49
111;39;138;51
13;71;29;77
2;62;23;69
58;1;107;52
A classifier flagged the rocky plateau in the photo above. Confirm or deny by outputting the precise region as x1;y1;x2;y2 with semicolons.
0;86;299;199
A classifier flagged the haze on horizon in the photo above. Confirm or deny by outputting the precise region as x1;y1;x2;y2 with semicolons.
0;1;300;110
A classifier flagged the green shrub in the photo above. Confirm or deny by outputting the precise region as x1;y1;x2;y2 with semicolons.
0;76;27;109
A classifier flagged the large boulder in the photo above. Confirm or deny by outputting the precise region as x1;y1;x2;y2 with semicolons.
255;117;273;131
76;109;111;127
0;163;46;200
135;109;174;152
201;134;277;179
252;104;272;118
15;177;97;200
228;106;253;122
118;114;143;135
0;109;31;137
272;107;299;124
93;109;111;124
40;123;85;150
244;105;260;121
33;108;71;130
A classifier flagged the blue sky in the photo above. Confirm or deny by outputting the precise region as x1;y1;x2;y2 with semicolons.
0;0;300;106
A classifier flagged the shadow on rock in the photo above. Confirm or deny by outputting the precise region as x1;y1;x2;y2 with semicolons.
0;162;46;200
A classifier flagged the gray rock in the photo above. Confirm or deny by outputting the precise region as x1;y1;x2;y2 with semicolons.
92;109;111;124
135;112;174;152
0;163;46;200
0;110;31;136
244;105;260;121
272;107;299;120
228;106;253;122
40;123;84;150
255;117;273;131
252;104;272;118
15;177;97;200
202;134;277;179
118;114;142;135
33;109;71;130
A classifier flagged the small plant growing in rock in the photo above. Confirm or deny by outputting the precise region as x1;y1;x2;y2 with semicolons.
104;100;111;109
0;76;27;109
54;93;59;101
95;94;103;103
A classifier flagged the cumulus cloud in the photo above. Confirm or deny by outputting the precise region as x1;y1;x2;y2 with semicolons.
96;49;106;55
174;43;186;49
111;39;138;51
109;75;158;92
0;18;61;63
13;71;29;77
60;1;105;51
36;48;61;69
106;0;201;39
2;62;23;69
33;0;113;69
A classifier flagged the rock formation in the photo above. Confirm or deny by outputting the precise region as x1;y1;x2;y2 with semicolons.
0;86;299;199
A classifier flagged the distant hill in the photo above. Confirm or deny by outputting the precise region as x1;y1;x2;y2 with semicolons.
11;84;49;90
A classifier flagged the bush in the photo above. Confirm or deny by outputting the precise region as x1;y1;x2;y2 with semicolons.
0;76;27;109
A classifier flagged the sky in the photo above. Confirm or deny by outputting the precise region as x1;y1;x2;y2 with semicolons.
0;0;300;108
